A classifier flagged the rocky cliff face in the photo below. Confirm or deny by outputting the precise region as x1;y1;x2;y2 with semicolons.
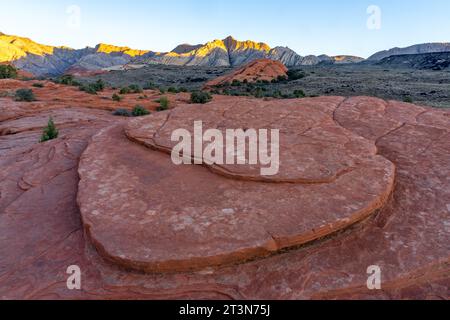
140;36;367;68
368;43;450;61
0;34;150;76
0;33;365;76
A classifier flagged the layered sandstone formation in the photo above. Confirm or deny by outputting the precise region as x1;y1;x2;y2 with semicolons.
204;59;288;88
0;80;448;299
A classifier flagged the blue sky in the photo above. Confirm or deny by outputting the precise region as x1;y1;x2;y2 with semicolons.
1;0;449;58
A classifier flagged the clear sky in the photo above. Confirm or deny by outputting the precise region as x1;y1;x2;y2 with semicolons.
1;0;449;58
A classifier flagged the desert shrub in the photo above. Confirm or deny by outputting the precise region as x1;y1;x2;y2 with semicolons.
132;105;150;117
32;83;45;88
191;91;212;104
287;70;306;81
128;84;143;94
167;87;179;93
254;87;264;98
59;74;77;86
0;65;18;79
272;90;282;99
81;79;105;94
79;84;97;95
156;96;169;111
119;87;131;94
15;89;36;102
112;93;122;102
92;79;105;91
143;82;156;90
159;87;167;94
179;87;188;93
231;79;242;87
112;109;132;117
40;117;59;142
293;89;306;98
120;84;142;94
277;75;288;82
403;96;414;103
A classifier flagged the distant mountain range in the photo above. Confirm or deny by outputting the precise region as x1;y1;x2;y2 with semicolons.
377;51;450;70
0;32;449;76
367;43;450;61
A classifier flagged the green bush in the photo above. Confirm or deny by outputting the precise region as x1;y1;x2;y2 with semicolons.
112;93;122;102
32;83;45;88
0;65;18;79
231;79;242;87
112;109;132;117
15;89;36;102
59;75;77;86
143;82;156;90
132;105;150;117
129;84;143;93
403;96;414;103
79;84;97;95
92;79;105;91
40;117;59;142
254;87;264;98
294;89;306;98
287;70;306;81
191;91;212;104
119;84;142;94
119;87;131;94
156;96;169;111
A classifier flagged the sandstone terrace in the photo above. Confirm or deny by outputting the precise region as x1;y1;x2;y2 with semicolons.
0;72;449;298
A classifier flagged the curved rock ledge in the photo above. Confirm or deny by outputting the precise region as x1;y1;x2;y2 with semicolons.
78;98;396;273
2;77;448;298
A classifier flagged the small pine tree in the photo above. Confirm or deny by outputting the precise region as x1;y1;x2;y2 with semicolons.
40;117;59;142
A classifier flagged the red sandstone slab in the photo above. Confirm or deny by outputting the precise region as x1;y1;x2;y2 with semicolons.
126;98;378;183
1;81;448;299
78;97;396;273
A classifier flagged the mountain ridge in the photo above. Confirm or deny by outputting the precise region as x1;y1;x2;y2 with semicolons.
368;42;450;61
9;33;449;76
0;33;368;76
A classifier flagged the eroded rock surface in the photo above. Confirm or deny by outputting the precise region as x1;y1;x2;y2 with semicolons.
0;81;449;299
77;97;395;272
204;59;288;88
